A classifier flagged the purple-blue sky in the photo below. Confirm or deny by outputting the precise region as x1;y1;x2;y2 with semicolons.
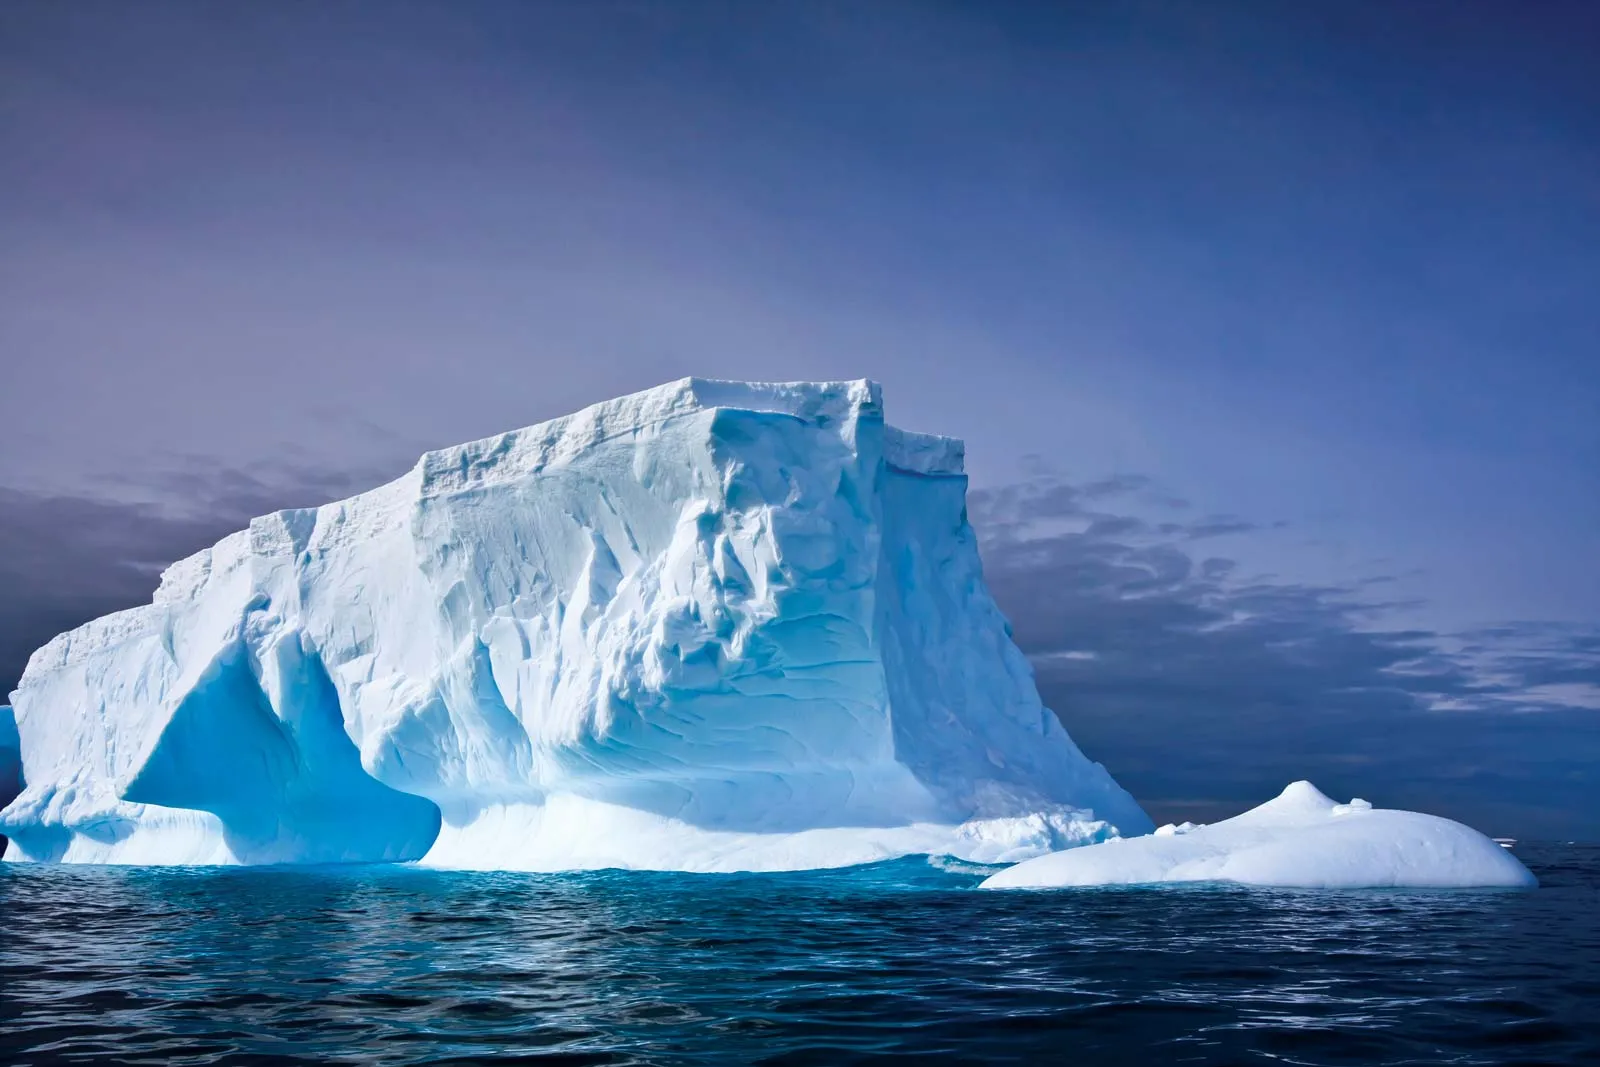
2;1;1596;836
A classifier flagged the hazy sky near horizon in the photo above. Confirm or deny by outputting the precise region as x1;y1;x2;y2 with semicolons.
2;2;1596;834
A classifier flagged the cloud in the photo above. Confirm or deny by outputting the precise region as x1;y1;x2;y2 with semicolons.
1180;516;1259;540
1078;473;1153;500
970;472;1600;838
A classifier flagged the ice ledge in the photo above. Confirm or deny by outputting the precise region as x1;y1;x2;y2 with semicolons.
884;426;965;477
416;377;881;498
414;377;960;496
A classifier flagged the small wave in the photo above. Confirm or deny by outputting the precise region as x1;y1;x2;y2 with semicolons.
925;854;1006;876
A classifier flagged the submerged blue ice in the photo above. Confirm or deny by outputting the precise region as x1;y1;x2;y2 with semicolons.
2;379;1150;869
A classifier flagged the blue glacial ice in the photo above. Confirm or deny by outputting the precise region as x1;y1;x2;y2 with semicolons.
1;379;1152;870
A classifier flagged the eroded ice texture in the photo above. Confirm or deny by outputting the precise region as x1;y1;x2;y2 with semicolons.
981;781;1536;890
2;379;1150;869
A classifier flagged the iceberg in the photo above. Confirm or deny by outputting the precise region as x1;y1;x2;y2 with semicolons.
2;379;1151;869
980;781;1537;890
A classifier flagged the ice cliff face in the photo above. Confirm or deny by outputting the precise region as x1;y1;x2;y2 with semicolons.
2;379;1150;870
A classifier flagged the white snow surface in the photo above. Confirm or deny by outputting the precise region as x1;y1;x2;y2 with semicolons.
2;378;1150;869
980;781;1537;890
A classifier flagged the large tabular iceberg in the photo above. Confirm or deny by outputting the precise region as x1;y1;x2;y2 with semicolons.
2;379;1151;869
980;782;1536;890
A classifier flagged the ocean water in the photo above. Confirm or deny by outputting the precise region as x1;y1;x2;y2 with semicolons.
1;844;1595;1066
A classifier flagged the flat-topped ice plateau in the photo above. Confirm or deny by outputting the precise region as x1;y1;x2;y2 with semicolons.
2;378;1151;870
981;781;1537;890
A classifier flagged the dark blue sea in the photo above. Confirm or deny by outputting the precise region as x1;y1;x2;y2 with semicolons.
2;844;1596;1066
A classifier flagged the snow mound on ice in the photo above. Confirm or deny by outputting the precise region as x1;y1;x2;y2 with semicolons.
980;781;1536;890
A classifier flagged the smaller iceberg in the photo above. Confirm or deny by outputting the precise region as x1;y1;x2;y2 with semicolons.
980;781;1537;890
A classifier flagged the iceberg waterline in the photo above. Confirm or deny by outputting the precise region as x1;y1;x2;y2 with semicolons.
980;781;1537;890
2;378;1152;871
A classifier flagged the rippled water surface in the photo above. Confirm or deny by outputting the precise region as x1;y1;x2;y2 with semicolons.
2;845;1596;1065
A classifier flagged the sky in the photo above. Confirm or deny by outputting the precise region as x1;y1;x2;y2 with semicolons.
2;1;1596;837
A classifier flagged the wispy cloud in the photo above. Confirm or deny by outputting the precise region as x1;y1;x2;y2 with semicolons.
971;471;1600;838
